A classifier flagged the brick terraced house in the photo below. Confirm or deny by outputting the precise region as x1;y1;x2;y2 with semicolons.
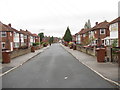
89;21;110;47
104;17;120;47
0;22;40;51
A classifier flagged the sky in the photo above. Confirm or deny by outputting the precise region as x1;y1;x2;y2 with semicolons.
0;0;119;37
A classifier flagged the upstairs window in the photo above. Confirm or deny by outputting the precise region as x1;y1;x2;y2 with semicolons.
100;29;105;34
2;32;6;37
10;32;12;36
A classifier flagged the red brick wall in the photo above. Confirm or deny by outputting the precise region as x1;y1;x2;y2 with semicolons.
2;31;14;50
93;28;110;46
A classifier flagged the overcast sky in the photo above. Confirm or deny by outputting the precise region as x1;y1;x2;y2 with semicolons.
0;0;119;37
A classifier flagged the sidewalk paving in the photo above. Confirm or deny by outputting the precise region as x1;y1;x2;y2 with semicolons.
61;44;120;86
0;46;50;76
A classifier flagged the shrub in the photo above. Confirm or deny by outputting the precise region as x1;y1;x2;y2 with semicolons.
32;42;40;46
32;43;36;46
112;39;118;47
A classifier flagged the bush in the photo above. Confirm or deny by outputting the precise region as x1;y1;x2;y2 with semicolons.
32;43;36;46
32;42;40;46
43;42;48;47
112;39;118;47
36;42;40;45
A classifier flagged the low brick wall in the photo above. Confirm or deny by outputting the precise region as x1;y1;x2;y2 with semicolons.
10;48;31;59
76;46;96;56
86;47;96;56
34;46;41;50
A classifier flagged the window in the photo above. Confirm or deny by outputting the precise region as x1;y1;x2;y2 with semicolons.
14;42;19;48
94;31;96;34
24;35;27;39
83;34;86;37
2;42;5;49
2;32;6;37
10;32;12;36
100;29;105;34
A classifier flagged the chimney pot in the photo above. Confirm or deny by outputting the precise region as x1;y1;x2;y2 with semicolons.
95;22;98;25
8;23;11;27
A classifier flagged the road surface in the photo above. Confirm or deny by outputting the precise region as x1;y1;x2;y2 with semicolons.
2;43;117;88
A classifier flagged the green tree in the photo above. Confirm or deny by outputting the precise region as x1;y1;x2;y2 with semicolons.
112;39;118;47
84;19;91;29
38;33;44;42
63;26;72;42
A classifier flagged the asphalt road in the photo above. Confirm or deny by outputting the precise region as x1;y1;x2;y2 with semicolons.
2;43;117;88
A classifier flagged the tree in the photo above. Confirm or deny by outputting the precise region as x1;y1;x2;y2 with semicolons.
87;19;91;29
38;33;44;42
84;19;91;29
49;36;54;44
63;26;72;42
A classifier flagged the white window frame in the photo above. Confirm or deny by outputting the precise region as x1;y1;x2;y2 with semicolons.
10;32;12;36
2;42;5;49
2;32;6;37
100;29;105;34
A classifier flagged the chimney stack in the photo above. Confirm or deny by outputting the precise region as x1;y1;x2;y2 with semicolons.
95;22;98;25
8;23;11;27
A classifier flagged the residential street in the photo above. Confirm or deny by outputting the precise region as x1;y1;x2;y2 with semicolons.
2;43;117;88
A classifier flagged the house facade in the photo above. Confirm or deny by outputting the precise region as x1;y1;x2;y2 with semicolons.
80;28;90;45
89;21;110;47
0;22;40;51
72;35;76;43
32;34;40;43
0;23;14;51
104;17;120;47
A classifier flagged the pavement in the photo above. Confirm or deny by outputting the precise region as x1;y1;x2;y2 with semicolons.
60;44;120;87
0;46;50;77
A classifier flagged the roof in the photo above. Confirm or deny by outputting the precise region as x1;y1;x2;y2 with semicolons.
81;28;90;34
91;20;109;30
11;27;20;33
19;29;33;36
1;24;13;32
19;29;28;35
109;17;120;24
1;22;19;33
32;34;39;37
78;28;90;35
25;30;33;35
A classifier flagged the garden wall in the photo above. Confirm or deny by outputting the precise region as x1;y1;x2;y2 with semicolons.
76;46;96;56
10;48;31;59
